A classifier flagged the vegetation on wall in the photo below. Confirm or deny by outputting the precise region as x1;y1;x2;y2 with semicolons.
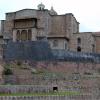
3;64;13;75
3;68;13;75
0;91;80;96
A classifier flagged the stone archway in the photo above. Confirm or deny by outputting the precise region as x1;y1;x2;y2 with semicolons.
28;29;32;40
21;30;27;41
16;29;32;41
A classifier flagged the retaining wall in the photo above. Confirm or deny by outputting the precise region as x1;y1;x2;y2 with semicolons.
0;95;98;100
0;85;52;94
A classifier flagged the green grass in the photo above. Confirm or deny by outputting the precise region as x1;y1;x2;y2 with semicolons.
0;91;80;96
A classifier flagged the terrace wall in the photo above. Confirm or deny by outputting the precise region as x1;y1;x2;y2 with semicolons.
0;95;99;100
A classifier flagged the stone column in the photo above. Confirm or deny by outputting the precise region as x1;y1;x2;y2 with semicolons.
13;29;17;42
32;28;37;41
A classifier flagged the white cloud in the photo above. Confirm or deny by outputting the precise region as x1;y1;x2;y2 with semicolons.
0;0;100;32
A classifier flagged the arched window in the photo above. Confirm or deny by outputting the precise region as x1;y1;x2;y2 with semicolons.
77;46;81;52
28;29;32;40
77;37;81;44
16;30;20;41
21;30;27;41
92;44;95;52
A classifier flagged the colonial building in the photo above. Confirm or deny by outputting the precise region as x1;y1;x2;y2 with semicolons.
0;3;100;54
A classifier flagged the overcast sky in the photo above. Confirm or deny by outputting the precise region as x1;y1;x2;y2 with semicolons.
0;0;100;32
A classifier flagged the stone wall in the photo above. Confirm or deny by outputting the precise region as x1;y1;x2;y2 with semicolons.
3;41;54;61
0;95;98;100
0;85;52;93
70;32;94;53
3;61;100;86
3;20;14;39
48;38;67;50
1;60;100;99
95;36;100;53
50;16;66;36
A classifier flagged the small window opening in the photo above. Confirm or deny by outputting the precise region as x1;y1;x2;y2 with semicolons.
77;46;81;52
53;87;58;92
92;44;95;52
77;37;81;44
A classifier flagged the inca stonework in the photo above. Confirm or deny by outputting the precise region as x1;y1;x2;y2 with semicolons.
0;3;100;100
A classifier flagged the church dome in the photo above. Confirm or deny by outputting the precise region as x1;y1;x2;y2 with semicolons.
49;6;57;15
37;3;45;10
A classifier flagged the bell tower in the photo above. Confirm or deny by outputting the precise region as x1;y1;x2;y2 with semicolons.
37;3;45;10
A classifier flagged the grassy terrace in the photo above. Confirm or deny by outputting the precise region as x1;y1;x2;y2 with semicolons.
0;91;80;96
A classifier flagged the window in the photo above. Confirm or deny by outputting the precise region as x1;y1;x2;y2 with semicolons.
77;46;81;52
53;87;58;92
92;44;95;52
53;40;58;47
77;37;81;44
16;29;32;41
21;30;27;41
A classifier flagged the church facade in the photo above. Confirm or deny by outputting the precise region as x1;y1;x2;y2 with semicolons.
0;3;100;54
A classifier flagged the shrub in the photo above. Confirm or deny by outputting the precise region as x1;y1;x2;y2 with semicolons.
3;67;13;75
